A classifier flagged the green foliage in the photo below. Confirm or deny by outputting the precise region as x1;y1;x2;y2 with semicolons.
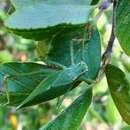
0;62;56;106
38;24;101;80
40;87;92;130
17;63;88;108
105;64;130;124
1;0;130;129
6;0;94;40
116;0;130;56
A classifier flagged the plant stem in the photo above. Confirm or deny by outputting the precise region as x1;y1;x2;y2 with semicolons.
102;0;117;63
94;0;112;21
97;0;117;81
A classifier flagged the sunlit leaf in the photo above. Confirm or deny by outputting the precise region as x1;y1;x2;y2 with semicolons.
40;87;92;130
116;0;130;56
105;64;130;124
6;0;95;40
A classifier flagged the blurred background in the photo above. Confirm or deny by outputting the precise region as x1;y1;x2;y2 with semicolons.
0;0;130;130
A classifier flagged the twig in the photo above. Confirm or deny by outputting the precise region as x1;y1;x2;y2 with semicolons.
102;0;117;65
98;0;117;81
94;0;112;21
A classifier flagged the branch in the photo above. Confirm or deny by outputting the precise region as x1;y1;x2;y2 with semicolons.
97;0;117;81
102;0;117;65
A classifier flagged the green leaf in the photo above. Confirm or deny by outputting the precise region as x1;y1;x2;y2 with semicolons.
106;95;121;124
91;0;99;5
116;0;130;56
40;87;92;130
11;0;93;8
39;23;101;80
0;24;101;107
0;62;56;106
6;0;94;40
105;64;130;124
0;22;101;108
17;63;88;108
